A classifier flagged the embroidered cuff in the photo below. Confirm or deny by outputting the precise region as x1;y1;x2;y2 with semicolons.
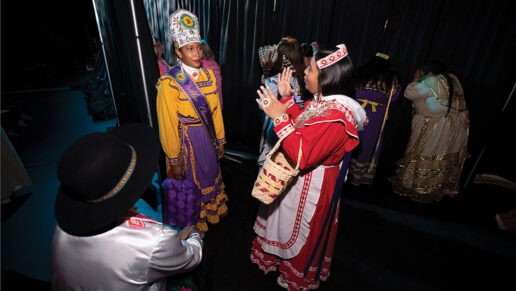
273;113;289;126
217;138;227;145
168;157;183;165
274;121;295;140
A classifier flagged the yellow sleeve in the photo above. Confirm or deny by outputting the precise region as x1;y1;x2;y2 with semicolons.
156;77;182;164
206;69;226;145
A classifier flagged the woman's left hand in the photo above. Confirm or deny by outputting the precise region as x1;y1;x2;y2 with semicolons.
217;144;224;160
256;85;292;119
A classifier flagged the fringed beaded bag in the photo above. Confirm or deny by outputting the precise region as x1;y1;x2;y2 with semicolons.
162;178;201;228
251;136;302;204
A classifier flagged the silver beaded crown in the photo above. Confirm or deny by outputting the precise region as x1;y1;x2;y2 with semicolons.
258;44;279;68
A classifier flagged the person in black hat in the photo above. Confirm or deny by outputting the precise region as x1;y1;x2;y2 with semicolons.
51;123;203;290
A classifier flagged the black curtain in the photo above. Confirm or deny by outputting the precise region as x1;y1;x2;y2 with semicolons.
93;0;165;181
93;0;160;128
111;0;515;178
176;0;514;143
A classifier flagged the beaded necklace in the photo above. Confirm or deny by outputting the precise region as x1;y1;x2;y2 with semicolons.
294;94;334;128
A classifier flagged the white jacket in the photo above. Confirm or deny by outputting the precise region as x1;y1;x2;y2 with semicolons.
51;211;202;291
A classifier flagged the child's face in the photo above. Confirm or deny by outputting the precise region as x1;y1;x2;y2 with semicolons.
304;57;319;94
176;42;203;68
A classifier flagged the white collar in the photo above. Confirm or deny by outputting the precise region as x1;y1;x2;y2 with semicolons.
320;94;368;131
181;63;200;80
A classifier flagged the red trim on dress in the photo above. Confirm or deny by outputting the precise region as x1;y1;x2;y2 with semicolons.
259;172;312;249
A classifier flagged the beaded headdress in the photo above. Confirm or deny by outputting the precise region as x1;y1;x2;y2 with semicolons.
316;44;349;69
258;44;279;68
169;9;201;48
282;53;293;69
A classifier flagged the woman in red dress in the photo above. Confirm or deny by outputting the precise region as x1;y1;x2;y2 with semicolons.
251;44;367;290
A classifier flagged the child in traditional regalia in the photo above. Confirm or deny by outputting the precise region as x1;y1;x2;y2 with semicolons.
156;9;228;232
391;61;469;202
257;37;308;167
251;44;367;290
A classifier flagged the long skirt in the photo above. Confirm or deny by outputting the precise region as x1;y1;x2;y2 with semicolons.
349;88;396;185
163;122;228;232
250;165;340;290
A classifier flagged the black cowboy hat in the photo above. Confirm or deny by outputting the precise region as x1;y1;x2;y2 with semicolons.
55;123;159;236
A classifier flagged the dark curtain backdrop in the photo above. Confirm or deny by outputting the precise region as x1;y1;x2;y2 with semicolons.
141;0;515;144
93;0;160;128
93;0;166;179
1;0;514;185
138;0;515;178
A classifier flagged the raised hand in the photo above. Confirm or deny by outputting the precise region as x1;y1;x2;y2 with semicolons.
256;85;292;119
277;67;294;98
413;69;423;82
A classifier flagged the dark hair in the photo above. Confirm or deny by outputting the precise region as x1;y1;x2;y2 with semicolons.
420;60;455;115
300;43;314;58
201;41;215;60
315;46;355;97
355;55;400;93
267;36;308;100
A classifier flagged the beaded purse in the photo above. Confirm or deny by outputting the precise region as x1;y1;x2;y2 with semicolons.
162;178;201;228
